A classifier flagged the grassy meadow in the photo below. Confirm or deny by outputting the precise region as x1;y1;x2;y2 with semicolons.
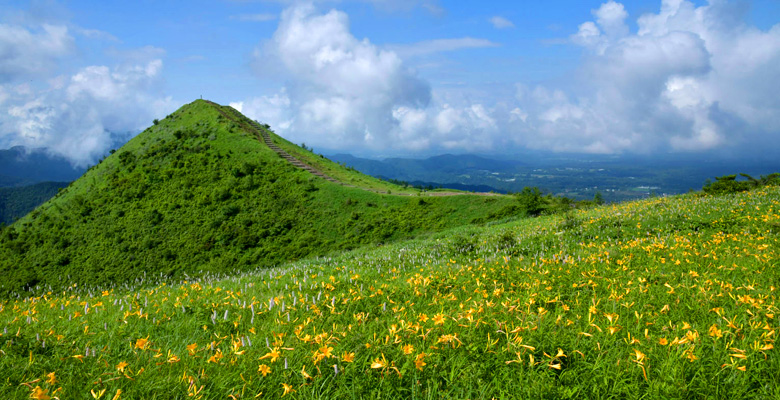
2;187;779;399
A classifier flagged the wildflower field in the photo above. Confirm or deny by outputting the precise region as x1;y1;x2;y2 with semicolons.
2;187;779;399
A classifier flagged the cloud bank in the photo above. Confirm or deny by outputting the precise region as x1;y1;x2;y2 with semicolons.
0;19;174;167
238;0;780;157
527;0;780;154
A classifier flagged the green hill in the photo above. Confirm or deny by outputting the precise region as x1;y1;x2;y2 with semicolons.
0;186;778;398
0;100;521;297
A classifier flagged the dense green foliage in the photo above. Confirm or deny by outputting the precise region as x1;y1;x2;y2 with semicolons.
0;100;523;298
0;182;70;225
1;187;778;399
702;173;780;195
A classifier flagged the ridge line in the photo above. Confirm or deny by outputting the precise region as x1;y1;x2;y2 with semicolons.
202;100;500;197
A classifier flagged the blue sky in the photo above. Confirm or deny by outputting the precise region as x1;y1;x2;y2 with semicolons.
1;0;779;165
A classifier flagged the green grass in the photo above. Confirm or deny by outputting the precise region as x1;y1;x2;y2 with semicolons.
0;100;522;297
266;129;423;195
1;187;778;399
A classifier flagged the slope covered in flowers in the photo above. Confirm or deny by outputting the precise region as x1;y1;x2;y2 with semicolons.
1;187;779;399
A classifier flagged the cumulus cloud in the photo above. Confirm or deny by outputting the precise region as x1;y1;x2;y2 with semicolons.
240;4;501;154
521;0;780;154
0;23;74;82
249;4;430;149
0;8;176;167
1;59;174;167
489;16;514;29
237;1;780;157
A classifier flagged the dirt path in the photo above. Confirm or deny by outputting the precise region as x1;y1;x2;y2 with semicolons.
206;101;502;197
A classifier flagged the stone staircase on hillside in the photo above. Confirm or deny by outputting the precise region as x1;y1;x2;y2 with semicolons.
208;101;344;185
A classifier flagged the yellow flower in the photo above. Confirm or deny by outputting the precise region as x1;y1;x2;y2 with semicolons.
658;338;668;346
207;350;223;364
186;343;198;355
258;364;271;377
708;324;723;339
432;314;446;325
29;386;51;400
259;348;281;363
134;337;150;350
341;352;355;363
633;349;646;364
281;383;295;397
418;313;429;323
371;354;387;369
90;388;106;399
111;389;122;400
437;334;461;347
414;353;427;371
301;365;313;380
116;361;129;373
45;372;56;385
319;346;334;358
402;344;414;355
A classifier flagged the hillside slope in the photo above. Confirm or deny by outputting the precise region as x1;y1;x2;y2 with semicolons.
0;100;521;297
0;187;778;398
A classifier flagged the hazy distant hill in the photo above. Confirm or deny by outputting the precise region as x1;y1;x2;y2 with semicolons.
330;153;519;183
0;147;85;187
329;152;780;202
0;100;520;296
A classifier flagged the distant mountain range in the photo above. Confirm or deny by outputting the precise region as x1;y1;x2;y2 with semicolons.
0;147;85;224
328;152;780;202
0;146;85;187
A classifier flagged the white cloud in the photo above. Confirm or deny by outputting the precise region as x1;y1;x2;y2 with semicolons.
240;4;506;154
0;59;175;167
593;1;628;38
230;90;293;131
529;0;780;154
238;1;780;157
489;16;514;29
0;8;177;167
247;4;430;149
0;23;74;82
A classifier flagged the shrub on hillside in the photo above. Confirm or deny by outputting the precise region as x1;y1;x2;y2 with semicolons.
703;173;780;195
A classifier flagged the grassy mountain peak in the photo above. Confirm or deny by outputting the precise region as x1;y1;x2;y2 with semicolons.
0;100;521;297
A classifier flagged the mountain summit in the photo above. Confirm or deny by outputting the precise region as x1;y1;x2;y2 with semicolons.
0;100;519;297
